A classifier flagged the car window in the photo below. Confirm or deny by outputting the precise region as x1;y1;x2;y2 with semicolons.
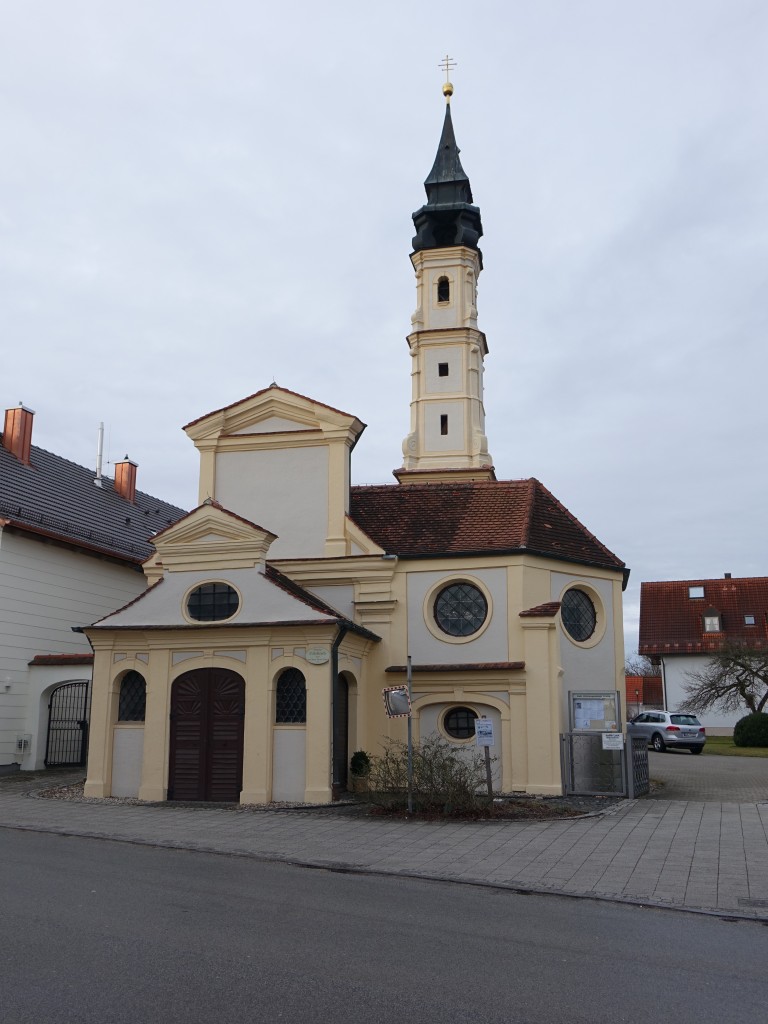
670;714;700;726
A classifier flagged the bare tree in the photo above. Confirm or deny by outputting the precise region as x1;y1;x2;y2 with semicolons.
680;643;768;715
624;654;661;677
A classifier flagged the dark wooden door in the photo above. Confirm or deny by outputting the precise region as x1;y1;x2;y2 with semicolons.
169;669;245;801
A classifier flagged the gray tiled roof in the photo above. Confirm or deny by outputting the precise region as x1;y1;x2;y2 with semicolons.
0;438;186;563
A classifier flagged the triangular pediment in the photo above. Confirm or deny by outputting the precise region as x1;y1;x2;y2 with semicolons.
184;385;364;444
148;502;277;572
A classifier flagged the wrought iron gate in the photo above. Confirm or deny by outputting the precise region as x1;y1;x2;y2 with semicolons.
45;680;91;767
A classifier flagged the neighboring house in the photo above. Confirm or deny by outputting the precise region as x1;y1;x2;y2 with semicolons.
638;574;768;734
83;90;629;804
625;674;663;717
0;404;186;770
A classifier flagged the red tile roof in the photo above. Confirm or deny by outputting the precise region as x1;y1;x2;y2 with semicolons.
349;478;625;573
29;654;94;666
520;601;561;618
639;577;768;654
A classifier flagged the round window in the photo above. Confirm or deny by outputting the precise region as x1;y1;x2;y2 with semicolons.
443;706;478;740
434;582;488;637
187;582;239;622
560;588;597;642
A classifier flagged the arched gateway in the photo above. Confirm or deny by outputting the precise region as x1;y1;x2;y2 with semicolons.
168;668;245;801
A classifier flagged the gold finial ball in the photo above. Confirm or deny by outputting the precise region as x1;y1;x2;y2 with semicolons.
442;81;454;99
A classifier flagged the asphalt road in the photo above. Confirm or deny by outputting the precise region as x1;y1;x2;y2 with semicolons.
2;829;766;1024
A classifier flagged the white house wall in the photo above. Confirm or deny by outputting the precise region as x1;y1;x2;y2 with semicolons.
662;655;743;733
215;447;329;558
0;530;145;766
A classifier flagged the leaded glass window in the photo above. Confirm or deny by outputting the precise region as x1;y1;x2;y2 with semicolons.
118;671;146;722
187;582;239;622
434;582;488;637
561;589;597;642
275;668;307;724
444;706;477;739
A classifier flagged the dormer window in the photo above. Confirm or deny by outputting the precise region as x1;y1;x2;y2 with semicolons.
437;276;450;303
703;608;721;632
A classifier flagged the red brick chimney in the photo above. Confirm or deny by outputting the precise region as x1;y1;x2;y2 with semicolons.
2;404;35;464
114;456;138;503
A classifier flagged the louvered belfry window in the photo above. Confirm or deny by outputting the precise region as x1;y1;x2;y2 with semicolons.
118;671;146;722
275;668;307;724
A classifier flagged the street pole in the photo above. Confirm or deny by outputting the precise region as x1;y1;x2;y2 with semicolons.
407;655;413;814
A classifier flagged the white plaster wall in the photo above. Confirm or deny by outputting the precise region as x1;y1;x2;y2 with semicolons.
112;726;144;797
662;656;743;732
550;573;619;725
272;728;306;801
423;401;464;451
0;530;145;765
419;701;502;789
215;447;329;558
100;566;335;628
309;586;355;620
407;568;508;664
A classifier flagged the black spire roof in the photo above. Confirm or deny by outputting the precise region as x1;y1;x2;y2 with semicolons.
412;101;483;260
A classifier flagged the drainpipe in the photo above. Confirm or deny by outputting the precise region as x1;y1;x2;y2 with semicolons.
331;624;348;801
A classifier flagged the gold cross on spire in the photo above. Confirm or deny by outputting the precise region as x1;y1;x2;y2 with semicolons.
439;54;456;102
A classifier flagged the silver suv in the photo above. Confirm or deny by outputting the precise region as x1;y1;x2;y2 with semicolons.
627;711;706;754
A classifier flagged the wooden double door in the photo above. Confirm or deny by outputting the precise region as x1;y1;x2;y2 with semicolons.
168;668;245;801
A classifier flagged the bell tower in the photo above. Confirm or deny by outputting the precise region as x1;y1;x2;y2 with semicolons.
396;74;494;483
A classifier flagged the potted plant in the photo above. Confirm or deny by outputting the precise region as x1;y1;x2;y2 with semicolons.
349;749;371;794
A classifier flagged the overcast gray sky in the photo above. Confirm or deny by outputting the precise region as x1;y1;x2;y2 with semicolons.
2;1;766;655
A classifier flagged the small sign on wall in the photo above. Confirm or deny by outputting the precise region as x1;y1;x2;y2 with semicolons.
306;646;330;665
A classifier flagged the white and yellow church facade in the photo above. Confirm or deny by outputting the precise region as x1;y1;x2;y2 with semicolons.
83;90;627;803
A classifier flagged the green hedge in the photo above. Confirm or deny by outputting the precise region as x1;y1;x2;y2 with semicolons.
733;712;768;748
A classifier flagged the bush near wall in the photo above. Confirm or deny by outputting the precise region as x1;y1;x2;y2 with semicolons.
733;713;768;748
367;736;492;814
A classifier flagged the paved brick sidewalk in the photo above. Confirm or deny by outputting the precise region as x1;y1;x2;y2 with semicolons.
1;772;767;921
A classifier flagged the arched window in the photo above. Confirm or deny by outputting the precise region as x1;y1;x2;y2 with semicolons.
437;276;450;303
118;671;146;722
275;668;307;724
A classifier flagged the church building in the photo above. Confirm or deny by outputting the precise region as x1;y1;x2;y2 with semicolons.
83;86;628;803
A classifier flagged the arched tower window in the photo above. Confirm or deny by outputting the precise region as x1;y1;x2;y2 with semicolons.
275;668;307;724
437;276;450;303
118;671;146;722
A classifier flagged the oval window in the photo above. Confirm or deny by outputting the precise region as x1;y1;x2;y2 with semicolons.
560;589;597;642
187;582;240;622
434;582;488;637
